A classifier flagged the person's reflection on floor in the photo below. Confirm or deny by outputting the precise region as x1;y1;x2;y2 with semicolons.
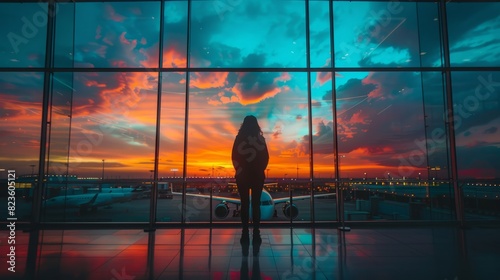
241;235;250;257
240;256;262;280
240;231;262;257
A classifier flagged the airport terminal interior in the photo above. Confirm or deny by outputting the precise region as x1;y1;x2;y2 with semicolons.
1;0;499;279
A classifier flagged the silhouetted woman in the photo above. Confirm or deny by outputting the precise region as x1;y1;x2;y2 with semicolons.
232;115;269;248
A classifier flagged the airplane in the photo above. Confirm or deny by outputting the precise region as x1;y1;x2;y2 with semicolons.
171;183;335;220
43;187;144;214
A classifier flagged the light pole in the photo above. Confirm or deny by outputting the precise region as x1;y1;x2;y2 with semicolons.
100;159;105;191
339;155;346;179
30;164;35;176
171;168;178;177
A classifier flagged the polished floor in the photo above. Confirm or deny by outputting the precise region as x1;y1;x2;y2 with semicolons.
1;226;500;279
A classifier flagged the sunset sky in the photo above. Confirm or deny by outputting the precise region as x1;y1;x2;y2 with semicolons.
0;1;499;180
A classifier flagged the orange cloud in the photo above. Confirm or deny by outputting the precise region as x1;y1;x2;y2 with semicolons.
362;73;383;99
105;4;125;22
163;47;187;68
350;146;395;156
190;72;228;89
232;85;281;105
349;111;370;124
206;90;243;106
315;72;332;86
228;72;290;105
119;32;136;46
85;80;106;88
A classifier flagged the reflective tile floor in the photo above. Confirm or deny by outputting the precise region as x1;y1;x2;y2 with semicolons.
1;226;500;279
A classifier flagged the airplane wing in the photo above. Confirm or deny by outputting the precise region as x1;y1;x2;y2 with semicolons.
171;188;241;205
273;193;335;205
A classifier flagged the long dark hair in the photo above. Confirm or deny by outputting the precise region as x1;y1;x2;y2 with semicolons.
238;115;263;137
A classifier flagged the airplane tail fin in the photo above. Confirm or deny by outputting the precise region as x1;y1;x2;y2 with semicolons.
79;193;99;214
88;193;98;205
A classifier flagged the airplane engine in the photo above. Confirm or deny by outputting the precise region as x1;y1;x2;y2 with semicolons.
282;202;299;219
214;202;230;219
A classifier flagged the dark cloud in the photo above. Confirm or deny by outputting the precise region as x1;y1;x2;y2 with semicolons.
484;127;498;134
326;78;377;102
450;71;499;135
231;65;288;105
313;121;335;154
447;4;500;39
312;100;322;107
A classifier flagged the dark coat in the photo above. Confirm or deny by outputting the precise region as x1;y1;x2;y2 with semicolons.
231;134;269;183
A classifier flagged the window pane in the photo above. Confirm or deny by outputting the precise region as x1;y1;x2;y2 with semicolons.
0;3;47;67
190;0;306;68
447;2;500;67
163;1;188;68
42;72;158;222
422;72;454;220
417;2;442;67
311;72;337;221
336;71;429;221
309;1;331;68
422;72;448;181
334;1;421;68
0;72;43;221
157;72;186;223
54;2;75;67
452;71;500;221
453;72;500;179
70;2;160;68
336;71;426;178
187;71;309;223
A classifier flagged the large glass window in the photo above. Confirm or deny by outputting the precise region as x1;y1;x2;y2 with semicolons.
1;1;498;226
